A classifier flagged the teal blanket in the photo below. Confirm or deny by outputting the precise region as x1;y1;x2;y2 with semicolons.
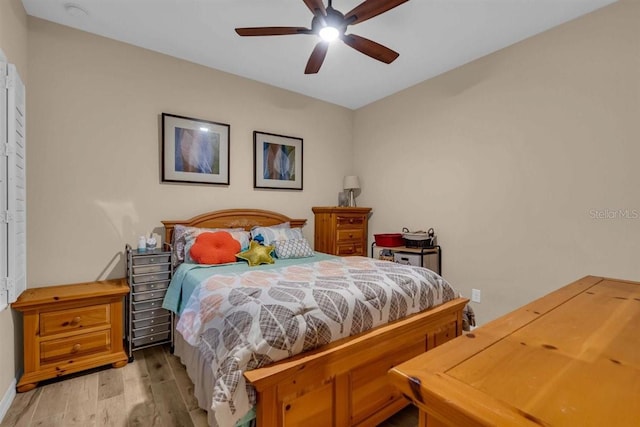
162;252;337;315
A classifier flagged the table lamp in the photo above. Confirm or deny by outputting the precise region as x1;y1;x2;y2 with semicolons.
343;175;360;207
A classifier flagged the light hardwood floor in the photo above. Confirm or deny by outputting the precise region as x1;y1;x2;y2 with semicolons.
1;345;418;427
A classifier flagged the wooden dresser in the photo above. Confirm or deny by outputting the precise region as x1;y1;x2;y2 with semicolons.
388;276;640;427
12;279;130;392
312;206;371;256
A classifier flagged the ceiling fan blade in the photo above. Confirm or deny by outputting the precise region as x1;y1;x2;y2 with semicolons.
342;34;399;64
302;0;327;16
235;27;311;37
344;0;410;25
305;42;330;74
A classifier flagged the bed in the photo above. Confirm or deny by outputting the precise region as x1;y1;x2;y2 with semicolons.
161;209;468;427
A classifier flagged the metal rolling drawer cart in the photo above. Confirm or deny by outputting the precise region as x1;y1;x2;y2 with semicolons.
125;244;174;360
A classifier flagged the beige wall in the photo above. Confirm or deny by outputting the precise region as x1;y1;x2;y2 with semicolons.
354;0;640;324
0;0;28;410
2;0;637;406
26;18;353;287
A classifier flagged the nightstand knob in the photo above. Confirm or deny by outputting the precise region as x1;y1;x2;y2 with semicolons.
71;343;81;353
150;258;155;263
71;316;81;325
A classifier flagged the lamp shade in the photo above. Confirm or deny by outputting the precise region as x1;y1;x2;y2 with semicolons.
343;175;360;190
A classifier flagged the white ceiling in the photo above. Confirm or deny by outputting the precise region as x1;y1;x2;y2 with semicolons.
21;0;616;109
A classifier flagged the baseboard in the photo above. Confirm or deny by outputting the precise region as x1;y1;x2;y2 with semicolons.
0;378;16;423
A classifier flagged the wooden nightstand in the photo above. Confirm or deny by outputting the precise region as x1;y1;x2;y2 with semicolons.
11;279;129;392
312;207;372;256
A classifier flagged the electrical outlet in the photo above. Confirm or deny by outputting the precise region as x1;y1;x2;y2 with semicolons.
471;289;481;303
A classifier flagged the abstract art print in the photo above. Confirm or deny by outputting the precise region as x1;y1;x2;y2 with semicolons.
253;131;303;190
162;113;230;185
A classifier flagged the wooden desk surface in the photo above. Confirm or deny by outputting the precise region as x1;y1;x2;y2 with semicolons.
388;276;640;427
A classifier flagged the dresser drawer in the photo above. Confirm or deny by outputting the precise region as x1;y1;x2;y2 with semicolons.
336;215;366;228
132;289;167;302
40;330;111;364
133;314;171;329
132;272;170;284
132;263;171;275
132;307;170;320
132;254;171;266
40;304;110;337
132;299;164;312
336;243;365;256
336;228;364;242
132;280;170;293
132;331;170;348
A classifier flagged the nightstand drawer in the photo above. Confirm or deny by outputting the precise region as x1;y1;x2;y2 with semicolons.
40;304;110;337
337;228;364;242
336;243;364;256
336;216;365;227
40;330;111;364
132;263;171;275
132;254;171;265
132;280;170;293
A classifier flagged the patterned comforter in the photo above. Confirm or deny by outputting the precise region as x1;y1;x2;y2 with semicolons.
176;256;457;427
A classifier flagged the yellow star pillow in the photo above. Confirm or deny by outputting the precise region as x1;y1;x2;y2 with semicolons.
237;240;275;267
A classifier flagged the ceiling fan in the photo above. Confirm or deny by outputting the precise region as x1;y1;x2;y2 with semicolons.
235;0;410;74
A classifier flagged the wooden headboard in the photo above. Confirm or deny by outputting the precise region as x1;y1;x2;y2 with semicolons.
161;208;307;245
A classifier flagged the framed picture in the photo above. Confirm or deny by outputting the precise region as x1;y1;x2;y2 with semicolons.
253;131;303;190
162;113;230;185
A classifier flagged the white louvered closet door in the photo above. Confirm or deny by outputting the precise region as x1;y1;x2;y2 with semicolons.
0;54;26;310
0;56;7;310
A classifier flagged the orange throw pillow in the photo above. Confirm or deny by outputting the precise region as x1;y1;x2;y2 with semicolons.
189;231;241;265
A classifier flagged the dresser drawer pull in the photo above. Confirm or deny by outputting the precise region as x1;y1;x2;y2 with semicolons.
63;316;82;327
349;218;354;223
71;343;81;353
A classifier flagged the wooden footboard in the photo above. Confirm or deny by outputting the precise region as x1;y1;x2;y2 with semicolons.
245;297;468;427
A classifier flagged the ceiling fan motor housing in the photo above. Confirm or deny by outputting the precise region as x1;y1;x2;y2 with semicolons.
312;6;348;36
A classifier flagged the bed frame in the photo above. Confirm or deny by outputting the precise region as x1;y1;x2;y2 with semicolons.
162;209;468;427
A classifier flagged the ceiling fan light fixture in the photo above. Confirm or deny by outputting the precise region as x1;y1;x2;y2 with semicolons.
319;26;339;42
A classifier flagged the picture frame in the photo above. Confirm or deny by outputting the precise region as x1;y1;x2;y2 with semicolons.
162;113;230;185
253;131;303;190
